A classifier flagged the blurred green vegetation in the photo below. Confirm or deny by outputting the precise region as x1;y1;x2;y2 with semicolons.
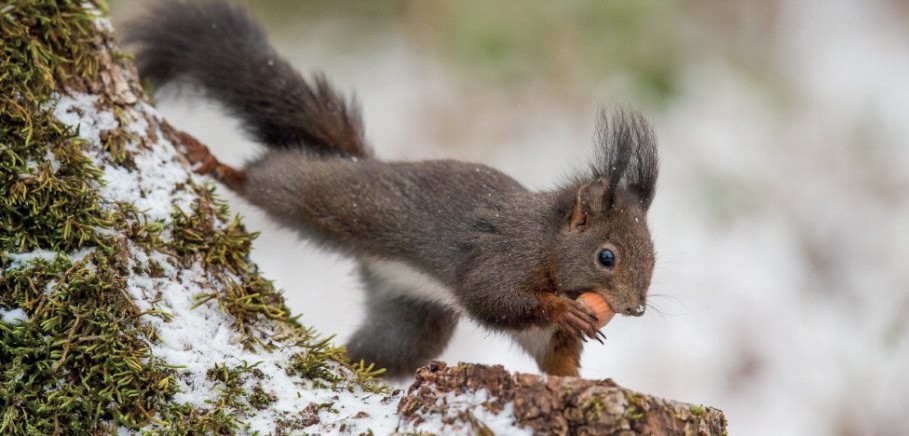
426;0;681;101
113;0;684;103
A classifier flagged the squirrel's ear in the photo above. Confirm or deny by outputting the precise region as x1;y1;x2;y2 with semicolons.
591;106;659;212
569;178;609;232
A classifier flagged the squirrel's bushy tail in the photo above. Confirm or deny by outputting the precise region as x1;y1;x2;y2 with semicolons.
127;0;370;159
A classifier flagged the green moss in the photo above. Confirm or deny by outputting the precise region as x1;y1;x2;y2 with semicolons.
249;384;277;410
147;360;274;432
0;254;177;433
153;402;243;435
168;186;256;277
0;0;109;252
0;1;183;433
1;2;390;434
582;396;604;422
287;336;343;383
622;390;646;422
625;404;645;421
100;108;137;167
690;404;706;417
284;331;387;394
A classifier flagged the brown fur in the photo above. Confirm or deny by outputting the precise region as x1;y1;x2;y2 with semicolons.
541;331;585;377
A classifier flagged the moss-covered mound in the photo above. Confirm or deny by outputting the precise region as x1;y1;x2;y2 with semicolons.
0;2;385;434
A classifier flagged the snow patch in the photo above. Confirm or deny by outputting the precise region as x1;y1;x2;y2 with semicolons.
1;308;29;324
3;247;96;274
397;389;531;436
124;242;406;434
45;149;62;174
52;94;195;221
52;93;117;145
5;249;58;267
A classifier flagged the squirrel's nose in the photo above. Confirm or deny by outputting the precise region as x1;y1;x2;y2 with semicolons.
625;303;646;317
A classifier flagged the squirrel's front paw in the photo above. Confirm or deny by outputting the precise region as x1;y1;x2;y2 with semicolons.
543;295;605;344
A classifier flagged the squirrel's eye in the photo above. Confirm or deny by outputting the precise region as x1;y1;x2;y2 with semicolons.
598;249;616;268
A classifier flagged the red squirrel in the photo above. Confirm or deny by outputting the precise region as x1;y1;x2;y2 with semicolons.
128;0;659;378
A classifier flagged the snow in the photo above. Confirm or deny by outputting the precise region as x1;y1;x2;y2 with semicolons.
4;249;58;267
124;247;378;432
52;95;196;221
397;389;532;436
0;308;28;324
52;93;117;145
44;149;62;174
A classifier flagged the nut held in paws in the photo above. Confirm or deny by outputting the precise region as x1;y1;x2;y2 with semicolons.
577;292;616;329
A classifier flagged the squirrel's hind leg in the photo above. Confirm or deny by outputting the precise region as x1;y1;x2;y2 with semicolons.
346;291;459;380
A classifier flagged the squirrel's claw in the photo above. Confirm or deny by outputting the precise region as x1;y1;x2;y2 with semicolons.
548;297;600;343
592;330;605;344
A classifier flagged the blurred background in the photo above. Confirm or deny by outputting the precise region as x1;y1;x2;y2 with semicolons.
112;1;909;434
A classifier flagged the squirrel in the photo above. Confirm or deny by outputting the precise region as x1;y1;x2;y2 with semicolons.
127;0;659;379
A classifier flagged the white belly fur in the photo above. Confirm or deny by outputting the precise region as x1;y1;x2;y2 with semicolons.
361;257;555;368
510;326;557;365
361;258;462;310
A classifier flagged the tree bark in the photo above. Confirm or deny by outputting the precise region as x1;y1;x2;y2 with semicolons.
400;362;727;436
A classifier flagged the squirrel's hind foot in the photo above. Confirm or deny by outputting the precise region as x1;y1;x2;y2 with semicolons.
168;126;247;194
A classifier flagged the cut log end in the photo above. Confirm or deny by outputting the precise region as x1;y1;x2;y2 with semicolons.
400;361;728;435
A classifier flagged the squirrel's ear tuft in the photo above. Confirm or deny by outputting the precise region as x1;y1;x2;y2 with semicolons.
592;106;659;211
569;178;609;232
